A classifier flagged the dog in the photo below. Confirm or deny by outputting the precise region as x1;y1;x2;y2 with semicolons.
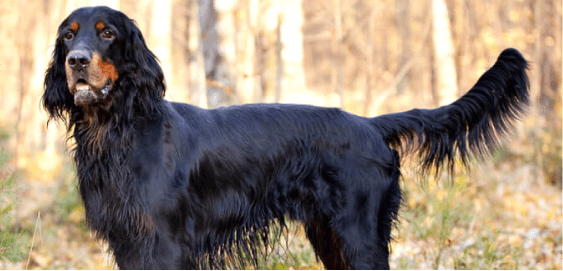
42;6;529;269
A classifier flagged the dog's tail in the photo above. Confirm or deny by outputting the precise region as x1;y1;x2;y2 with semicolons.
373;48;529;174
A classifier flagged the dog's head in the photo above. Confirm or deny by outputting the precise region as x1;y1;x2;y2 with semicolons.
43;6;165;123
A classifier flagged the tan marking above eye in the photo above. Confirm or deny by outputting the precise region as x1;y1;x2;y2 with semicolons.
96;21;105;30
70;22;79;31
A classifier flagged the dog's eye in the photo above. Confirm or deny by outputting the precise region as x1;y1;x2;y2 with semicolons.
64;31;74;40
101;29;115;40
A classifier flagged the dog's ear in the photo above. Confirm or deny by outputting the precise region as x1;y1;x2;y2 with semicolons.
43;21;75;123
124;19;166;100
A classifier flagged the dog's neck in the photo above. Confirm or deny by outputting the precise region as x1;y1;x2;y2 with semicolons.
68;80;164;243
72;111;156;244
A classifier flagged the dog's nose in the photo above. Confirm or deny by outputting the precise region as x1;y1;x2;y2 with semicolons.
67;50;91;71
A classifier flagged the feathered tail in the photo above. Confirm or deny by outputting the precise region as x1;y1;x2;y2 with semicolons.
373;48;529;173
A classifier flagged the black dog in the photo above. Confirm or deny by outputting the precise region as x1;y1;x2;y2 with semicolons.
42;6;529;269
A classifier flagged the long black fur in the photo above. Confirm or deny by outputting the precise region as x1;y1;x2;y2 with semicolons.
43;6;529;270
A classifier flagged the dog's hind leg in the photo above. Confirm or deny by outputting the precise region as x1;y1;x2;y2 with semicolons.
305;196;391;269
330;173;400;269
374;166;402;269
333;206;391;270
305;215;350;269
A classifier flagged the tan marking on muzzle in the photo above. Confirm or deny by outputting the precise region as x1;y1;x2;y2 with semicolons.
97;57;118;82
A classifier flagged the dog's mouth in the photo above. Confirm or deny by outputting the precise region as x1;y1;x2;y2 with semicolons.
72;79;112;106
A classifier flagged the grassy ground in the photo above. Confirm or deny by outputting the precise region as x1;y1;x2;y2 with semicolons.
0;129;561;269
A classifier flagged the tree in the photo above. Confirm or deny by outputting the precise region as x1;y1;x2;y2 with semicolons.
201;0;230;108
280;0;307;102
147;0;176;102
432;0;457;106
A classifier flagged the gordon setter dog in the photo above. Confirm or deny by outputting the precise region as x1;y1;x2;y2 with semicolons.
43;6;529;270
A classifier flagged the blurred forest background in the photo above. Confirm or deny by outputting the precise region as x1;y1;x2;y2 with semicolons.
0;0;561;269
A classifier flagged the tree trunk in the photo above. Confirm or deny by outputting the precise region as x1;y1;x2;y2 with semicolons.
432;0;458;106
363;7;376;116
554;1;563;130
147;0;175;101
188;0;208;108
531;0;542;123
237;0;259;104
275;13;283;103
15;0;40;167
0;0;21;128
280;0;307;102
171;0;191;103
213;0;238;107
332;0;344;108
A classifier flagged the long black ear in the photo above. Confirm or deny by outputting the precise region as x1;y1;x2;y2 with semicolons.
43;21;75;124
124;19;166;100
